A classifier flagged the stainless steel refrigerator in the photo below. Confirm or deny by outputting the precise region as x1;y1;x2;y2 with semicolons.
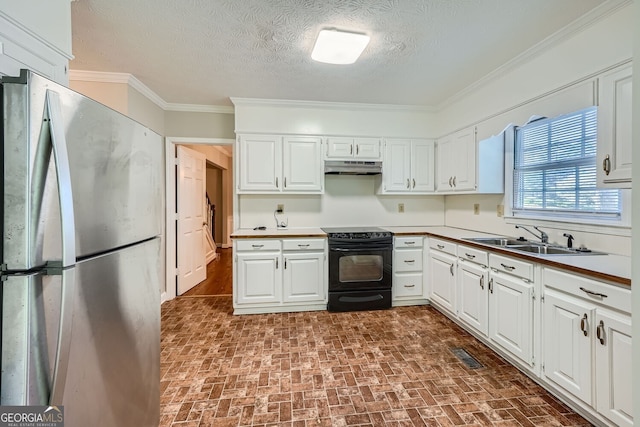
1;70;163;426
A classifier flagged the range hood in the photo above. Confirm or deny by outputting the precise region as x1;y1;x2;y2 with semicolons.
324;160;382;175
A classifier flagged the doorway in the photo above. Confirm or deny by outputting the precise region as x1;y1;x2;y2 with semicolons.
164;137;234;302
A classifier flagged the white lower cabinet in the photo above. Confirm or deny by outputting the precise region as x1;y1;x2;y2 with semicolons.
543;268;633;427
457;246;489;336
428;238;457;316
234;238;327;314
392;236;427;305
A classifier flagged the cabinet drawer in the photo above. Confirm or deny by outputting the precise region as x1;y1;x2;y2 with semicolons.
395;236;423;249
236;239;281;251
429;238;456;256
489;253;534;282
282;239;325;251
544;268;631;314
458;245;488;266
394;249;423;272
393;273;423;297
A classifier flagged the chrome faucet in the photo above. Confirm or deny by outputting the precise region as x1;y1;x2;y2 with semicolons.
515;225;548;243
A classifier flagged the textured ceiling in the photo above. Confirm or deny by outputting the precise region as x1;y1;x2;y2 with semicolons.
70;0;611;108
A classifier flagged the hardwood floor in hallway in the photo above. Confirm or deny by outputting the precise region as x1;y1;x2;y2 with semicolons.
183;248;233;296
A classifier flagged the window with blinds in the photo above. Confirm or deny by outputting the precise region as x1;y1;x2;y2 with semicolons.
513;106;620;220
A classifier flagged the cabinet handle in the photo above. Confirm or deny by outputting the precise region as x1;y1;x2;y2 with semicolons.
405;241;416;245
580;314;588;337
275;177;279;188
406;178;410;189
500;263;516;271
284;177;287;188
404;259;415;263
465;253;476;259
437;244;445;249
448;177;453;187
488;278;493;294
412;178;416;188
356;144;359;155
251;244;264;249
596;320;605;345
579;287;608;299
276;257;279;269
404;284;415;288
298;244;310;248
284;259;287;269
480;275;484;290
603;154;611;176
449;264;454;276
350;145;353;155
452;176;457;187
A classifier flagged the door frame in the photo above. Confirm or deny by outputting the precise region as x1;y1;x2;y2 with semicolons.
164;137;234;303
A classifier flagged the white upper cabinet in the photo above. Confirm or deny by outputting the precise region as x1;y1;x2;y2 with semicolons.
326;137;381;160
597;63;633;188
237;134;323;194
436;127;476;192
380;139;435;194
282;136;323;192
238;134;282;192
436;127;504;194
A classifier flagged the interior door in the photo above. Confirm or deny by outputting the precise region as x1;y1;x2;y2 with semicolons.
177;145;207;295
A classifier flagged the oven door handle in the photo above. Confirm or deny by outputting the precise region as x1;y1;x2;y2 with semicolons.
330;246;390;252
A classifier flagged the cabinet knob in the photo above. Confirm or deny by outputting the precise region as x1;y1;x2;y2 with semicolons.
603;154;611;176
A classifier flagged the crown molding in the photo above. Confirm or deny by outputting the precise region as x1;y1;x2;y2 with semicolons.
437;0;632;111
230;97;437;113
69;69;234;114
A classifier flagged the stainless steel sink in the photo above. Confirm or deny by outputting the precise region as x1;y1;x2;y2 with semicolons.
463;237;526;246
464;237;606;255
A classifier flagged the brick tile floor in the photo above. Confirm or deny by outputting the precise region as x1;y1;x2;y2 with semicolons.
160;297;591;426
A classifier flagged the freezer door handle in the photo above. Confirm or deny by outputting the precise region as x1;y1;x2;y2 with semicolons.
45;90;77;267
49;267;75;405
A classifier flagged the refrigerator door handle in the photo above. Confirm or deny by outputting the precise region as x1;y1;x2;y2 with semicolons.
48;267;75;405
45;90;77;268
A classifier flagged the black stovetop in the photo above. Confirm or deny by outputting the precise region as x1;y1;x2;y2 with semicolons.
321;227;392;239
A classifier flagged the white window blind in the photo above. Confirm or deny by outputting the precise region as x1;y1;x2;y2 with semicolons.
513;107;620;220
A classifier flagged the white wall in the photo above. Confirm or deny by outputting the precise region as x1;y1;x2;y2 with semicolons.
238;176;445;229
437;3;634;255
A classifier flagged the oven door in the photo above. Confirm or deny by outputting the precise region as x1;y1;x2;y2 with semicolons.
328;245;392;292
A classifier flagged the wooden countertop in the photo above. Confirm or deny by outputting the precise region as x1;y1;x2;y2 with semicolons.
231;226;631;286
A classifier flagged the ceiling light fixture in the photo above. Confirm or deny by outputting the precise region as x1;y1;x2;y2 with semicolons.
311;29;370;65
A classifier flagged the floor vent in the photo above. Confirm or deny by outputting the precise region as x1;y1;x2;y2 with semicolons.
450;347;484;369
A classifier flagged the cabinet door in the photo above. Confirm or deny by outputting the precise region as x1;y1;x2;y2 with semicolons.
436;135;455;191
411;140;435;192
595;309;633;427
458;260;488;336
488;271;533;367
238;135;281;192
597;63;632;187
383;139;411;192
236;253;281;304
354;138;381;159
282;136;323;192
542;290;593;404
429;250;456;315
326;137;354;158
282;252;325;303
451;128;476;191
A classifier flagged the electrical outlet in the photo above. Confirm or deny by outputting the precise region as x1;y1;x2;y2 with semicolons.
398;203;405;213
276;204;284;213
497;204;504;217
473;203;480;215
